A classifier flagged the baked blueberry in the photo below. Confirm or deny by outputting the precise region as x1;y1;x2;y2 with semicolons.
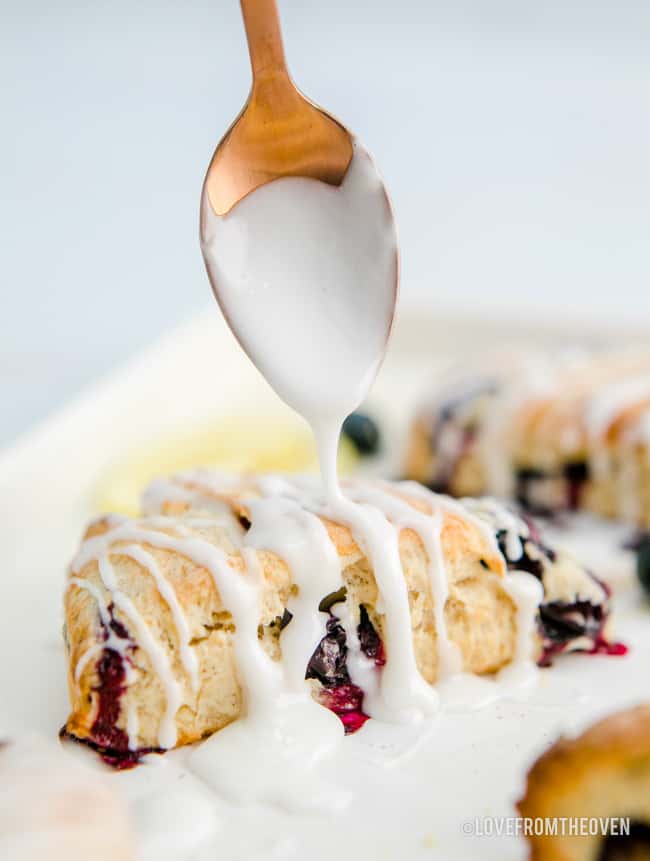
636;534;650;596
342;412;381;455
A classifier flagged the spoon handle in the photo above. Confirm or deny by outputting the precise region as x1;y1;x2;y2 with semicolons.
240;0;288;84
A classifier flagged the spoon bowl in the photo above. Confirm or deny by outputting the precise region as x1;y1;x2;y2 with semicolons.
204;0;354;217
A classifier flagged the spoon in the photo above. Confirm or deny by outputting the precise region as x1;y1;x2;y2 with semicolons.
203;0;354;216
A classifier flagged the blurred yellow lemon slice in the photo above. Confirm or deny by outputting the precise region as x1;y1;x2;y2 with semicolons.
96;414;359;515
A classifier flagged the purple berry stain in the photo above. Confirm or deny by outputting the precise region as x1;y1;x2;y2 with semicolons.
63;605;159;769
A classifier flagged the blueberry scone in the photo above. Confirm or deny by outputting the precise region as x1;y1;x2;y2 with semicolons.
62;473;621;768
518;704;650;860
405;349;650;526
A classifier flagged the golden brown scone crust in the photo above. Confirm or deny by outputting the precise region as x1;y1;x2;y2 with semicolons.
64;478;518;756
65;517;293;751
403;416;437;488
518;705;650;861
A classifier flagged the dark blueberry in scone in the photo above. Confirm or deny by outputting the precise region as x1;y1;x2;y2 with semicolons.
495;527;545;580
357;605;385;665
342;412;381;456
538;600;605;666
461;498;625;666
306;618;369;734
562;460;590;510
636;534;650;597
305;617;351;688
306;595;386;734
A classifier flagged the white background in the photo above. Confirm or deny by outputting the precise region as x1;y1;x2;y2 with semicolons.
2;0;650;445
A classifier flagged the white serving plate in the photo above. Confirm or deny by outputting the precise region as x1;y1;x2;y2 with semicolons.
1;309;649;861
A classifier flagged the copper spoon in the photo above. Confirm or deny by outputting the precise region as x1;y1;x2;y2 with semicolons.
203;0;354;217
